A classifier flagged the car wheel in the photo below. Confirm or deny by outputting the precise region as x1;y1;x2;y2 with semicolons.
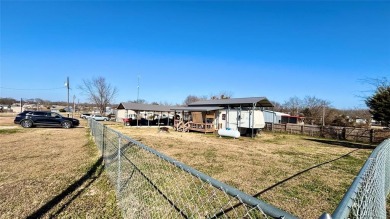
104;118;108;121
62;121;72;129
21;120;33;128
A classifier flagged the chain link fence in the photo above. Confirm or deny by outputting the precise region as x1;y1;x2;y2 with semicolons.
89;120;390;219
88;120;297;219
322;138;390;219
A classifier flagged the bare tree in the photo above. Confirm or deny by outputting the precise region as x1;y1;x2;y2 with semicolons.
128;99;146;104
183;95;207;106
270;101;284;112
302;96;331;125
283;96;303;116
0;98;17;105
324;108;341;126
79;77;118;115
282;96;331;124
158;101;174;106
209;91;233;100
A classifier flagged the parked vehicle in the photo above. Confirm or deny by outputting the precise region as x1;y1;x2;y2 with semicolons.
14;111;80;128
80;113;91;119
90;115;109;121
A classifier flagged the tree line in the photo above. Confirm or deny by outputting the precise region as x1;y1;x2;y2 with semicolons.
176;79;389;127
2;76;388;127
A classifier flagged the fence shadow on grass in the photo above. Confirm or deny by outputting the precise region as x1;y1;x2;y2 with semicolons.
211;148;361;218
27;157;103;218
304;138;377;150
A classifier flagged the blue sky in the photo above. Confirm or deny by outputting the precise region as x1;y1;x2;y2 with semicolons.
1;1;389;109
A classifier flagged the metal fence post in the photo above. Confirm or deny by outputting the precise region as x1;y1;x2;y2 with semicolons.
117;134;121;194
318;213;332;219
102;125;105;160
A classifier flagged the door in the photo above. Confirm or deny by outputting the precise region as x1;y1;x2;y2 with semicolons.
47;112;63;126
31;112;48;125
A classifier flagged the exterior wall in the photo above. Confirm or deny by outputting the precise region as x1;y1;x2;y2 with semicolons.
217;109;265;130
11;106;23;113
263;110;290;124
116;109;128;122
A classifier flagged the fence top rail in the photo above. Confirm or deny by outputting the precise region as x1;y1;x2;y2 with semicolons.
331;138;390;218
90;120;297;219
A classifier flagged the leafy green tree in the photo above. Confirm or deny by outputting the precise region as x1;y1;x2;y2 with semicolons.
365;85;390;126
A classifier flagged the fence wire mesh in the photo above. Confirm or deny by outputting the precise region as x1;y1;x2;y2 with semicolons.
330;138;390;219
88;120;296;219
89;120;390;219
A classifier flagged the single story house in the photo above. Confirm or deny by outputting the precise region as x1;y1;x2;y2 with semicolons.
171;97;274;137
116;102;174;126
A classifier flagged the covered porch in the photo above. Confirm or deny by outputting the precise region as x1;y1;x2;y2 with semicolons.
171;106;223;133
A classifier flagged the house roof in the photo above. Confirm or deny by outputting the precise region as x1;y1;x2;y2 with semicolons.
188;97;274;107
117;103;173;112
170;106;224;112
263;110;290;116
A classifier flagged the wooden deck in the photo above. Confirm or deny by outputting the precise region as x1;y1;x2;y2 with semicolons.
174;120;215;133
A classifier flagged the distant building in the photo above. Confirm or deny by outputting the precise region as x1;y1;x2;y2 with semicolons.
116;102;173;122
263;110;304;125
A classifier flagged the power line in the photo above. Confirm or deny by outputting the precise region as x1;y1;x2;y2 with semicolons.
0;86;64;91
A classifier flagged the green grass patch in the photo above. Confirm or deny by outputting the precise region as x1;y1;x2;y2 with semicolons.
261;134;288;144
0;129;21;134
202;148;217;161
274;150;305;157
330;154;367;175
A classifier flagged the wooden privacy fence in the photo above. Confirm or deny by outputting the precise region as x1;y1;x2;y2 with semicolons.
264;123;390;143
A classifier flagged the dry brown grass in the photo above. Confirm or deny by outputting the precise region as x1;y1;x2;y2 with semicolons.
107;124;374;218
0;114;17;127
0;117;121;218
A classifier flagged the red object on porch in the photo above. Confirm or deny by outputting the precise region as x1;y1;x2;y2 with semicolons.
123;118;132;126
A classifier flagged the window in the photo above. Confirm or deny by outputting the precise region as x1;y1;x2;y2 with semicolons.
50;112;61;117
33;112;46;116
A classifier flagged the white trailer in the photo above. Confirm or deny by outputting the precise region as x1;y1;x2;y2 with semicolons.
217;108;265;136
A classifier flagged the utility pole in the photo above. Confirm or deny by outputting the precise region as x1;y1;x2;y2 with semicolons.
66;77;70;117
322;105;325;126
72;95;76;118
137;75;140;103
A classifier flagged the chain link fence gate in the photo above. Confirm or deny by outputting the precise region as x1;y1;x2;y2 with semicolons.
88;120;297;219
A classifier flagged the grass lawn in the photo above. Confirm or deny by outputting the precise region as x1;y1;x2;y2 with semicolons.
0;115;121;218
108;124;376;218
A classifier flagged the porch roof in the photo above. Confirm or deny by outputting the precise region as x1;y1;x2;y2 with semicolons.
188;97;274;107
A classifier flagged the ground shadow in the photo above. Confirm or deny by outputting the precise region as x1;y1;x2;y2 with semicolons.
27;157;103;218
304;138;377;149
210;148;362;218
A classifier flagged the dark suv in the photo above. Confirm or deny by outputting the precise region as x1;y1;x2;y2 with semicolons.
14;111;80;128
